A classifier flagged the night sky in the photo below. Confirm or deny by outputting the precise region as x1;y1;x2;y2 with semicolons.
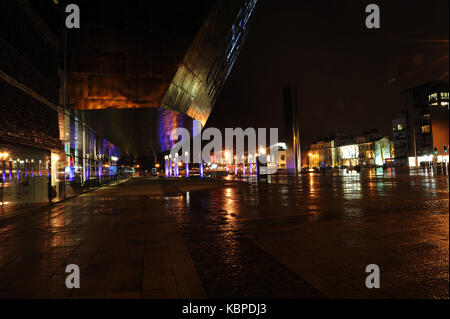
207;0;449;146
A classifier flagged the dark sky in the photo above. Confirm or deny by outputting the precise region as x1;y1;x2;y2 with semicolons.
207;0;449;145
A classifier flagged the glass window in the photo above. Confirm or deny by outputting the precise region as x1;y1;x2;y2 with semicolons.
397;124;403;131
421;125;431;134
441;92;449;100
428;93;438;101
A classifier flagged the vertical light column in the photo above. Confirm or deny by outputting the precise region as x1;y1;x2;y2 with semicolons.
225;152;230;173
169;155;172;177
1;158;5;182
98;159;102;182
234;156;237;175
242;155;246;177
249;155;253;177
16;159;20;180
165;155;169;177
200;153;204;178
185;151;189;177
175;155;179;177
9;159;12;180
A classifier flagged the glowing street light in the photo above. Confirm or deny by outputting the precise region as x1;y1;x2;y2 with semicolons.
174;155;179;177
169;155;172;177
200;153;204;178
0;152;8;182
185;151;189;177
164;155;169;177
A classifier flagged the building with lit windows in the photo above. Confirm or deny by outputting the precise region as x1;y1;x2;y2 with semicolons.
392;116;408;166
393;81;449;167
0;0;124;209
307;131;393;169
1;0;257;211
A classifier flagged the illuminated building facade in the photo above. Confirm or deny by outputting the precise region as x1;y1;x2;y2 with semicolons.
66;0;258;155
0;0;123;209
392;116;408;166
307;132;393;169
394;81;449;167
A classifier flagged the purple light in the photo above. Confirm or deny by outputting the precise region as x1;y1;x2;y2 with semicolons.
200;154;204;178
185;152;189;178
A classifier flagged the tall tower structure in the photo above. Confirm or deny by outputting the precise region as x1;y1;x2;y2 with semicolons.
282;84;301;175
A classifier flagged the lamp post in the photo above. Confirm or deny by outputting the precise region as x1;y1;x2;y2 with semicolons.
9;158;12;180
185;151;189;177
0;152;8;209
174;154;179;177
225;151;230;173
200;153;204;178
164;155;169;177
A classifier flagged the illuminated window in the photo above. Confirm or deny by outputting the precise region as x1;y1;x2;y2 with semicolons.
397;124;403;131
441;92;449;100
428;93;438;101
421;125;430;134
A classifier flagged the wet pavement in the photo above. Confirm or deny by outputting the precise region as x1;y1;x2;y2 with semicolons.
0;168;448;298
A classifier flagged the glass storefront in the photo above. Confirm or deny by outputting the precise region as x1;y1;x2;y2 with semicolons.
1;110;130;215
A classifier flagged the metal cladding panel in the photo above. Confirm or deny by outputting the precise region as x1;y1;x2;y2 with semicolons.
161;0;258;126
66;0;257;154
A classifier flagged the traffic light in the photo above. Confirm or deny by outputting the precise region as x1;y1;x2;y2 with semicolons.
444;145;448;153
434;147;438;154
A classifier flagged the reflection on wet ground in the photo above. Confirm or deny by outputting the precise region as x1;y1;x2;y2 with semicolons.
0;169;448;298
169;168;448;298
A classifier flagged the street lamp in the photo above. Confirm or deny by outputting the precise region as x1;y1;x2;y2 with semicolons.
168;154;172;177
225;151;230;173
164;155;169;177
200;152;204;178
185;151;189;177
0;152;9;208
